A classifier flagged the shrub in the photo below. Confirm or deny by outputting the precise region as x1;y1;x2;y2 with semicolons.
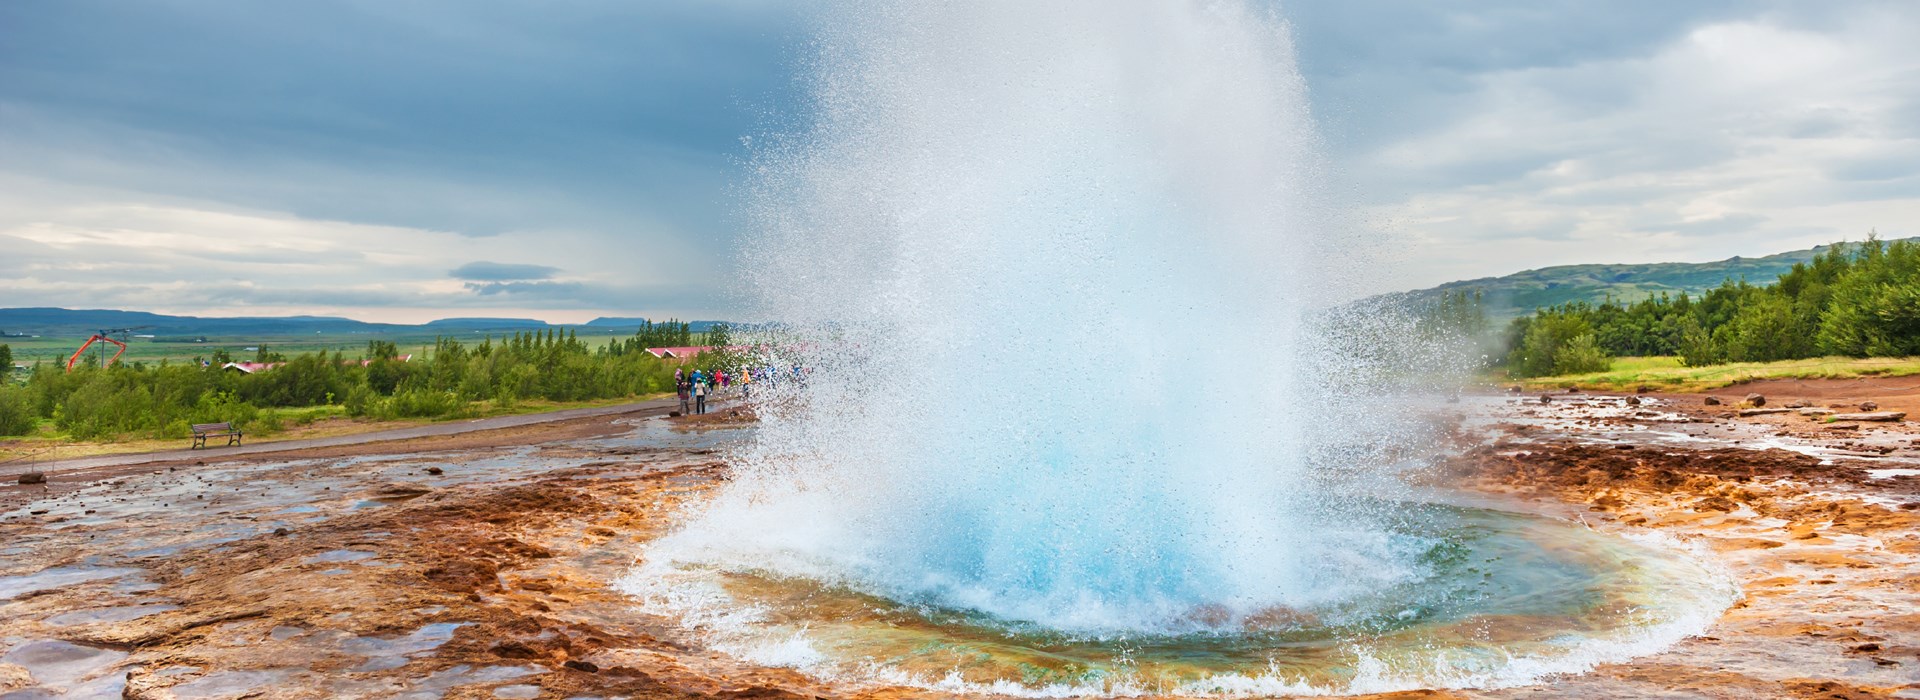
0;384;34;436
1552;333;1611;375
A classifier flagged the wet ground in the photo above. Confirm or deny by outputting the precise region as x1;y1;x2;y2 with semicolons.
0;390;1916;698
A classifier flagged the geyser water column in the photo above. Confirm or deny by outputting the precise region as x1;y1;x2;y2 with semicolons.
627;1;1741;692
660;0;1403;635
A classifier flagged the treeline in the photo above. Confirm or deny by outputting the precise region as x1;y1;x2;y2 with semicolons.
0;328;701;440
1503;237;1920;377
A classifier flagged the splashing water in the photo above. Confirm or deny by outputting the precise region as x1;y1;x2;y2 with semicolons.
628;1;1735;694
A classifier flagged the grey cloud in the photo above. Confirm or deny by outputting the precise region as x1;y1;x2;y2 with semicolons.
1636;214;1769;236
1831;156;1918;183
462;280;712;309
450;261;561;281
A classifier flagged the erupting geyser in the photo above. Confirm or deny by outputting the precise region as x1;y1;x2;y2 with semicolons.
624;1;1737;694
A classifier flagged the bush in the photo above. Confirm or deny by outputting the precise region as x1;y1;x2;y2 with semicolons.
0;384;34;436
1552;333;1611;375
1506;313;1603;378
378;389;466;419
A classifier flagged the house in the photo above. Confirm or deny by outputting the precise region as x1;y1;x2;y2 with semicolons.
221;355;411;374
221;362;284;374
644;346;711;359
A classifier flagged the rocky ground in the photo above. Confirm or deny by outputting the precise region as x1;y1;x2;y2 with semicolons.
0;388;1916;699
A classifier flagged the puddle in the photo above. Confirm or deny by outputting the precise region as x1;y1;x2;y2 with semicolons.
0;567;141;600
342;622;466;672
44;603;180;626
1867;468;1920;479
399;664;543;697
0;639;128;689
304;550;378;565
168;669;292;700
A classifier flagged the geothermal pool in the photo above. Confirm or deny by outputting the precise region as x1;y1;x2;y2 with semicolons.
628;500;1736;696
642;1;1741;696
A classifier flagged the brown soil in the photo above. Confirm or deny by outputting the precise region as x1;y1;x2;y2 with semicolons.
4;382;1917;698
0;409;646;513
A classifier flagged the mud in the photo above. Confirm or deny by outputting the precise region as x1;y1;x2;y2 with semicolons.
1;386;1917;698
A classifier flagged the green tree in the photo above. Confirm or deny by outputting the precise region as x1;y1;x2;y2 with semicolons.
1505;311;1608;377
0;384;33;436
1553;333;1611;375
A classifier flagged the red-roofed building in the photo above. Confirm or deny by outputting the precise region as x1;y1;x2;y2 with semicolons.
220;362;284;374
220;355;411;374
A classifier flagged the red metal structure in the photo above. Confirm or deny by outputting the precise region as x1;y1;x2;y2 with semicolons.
65;327;148;372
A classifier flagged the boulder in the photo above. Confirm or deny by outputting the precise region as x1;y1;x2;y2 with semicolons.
1859;401;1879;411
1625;396;1642;406
373;482;432;499
1635;385;1655;394
1784;399;1811;409
17;472;46;485
1744;393;1766;407
1538;394;1554;404
1828;411;1906;423
1704;396;1722;406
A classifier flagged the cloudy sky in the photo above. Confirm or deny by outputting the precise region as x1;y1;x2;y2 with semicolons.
2;1;1916;323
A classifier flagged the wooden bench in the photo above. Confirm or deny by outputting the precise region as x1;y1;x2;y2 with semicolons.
191;422;243;449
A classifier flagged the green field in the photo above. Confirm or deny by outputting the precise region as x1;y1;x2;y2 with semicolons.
2;328;680;371
1511;355;1920;392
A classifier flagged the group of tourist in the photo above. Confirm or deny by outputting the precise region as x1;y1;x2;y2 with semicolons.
673;367;730;415
672;364;812;415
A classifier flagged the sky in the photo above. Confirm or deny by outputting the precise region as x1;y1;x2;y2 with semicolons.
2;0;1917;323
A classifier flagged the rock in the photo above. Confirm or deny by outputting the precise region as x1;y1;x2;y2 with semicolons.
1859;401;1878;411
1635;385;1655;394
1704;396;1722;406
1784;399;1811;409
1538;394;1554;404
1738;408;1792;417
1625;396;1642;406
373;482;432;499
668;411;682;417
1744;393;1766;407
1799;407;1836;416
489;640;542;659
0;662;33;692
1828;411;1906;422
1505;385;1523;393
273;528;289;536
564;659;600;673
424;466;444;476
17;472;46;485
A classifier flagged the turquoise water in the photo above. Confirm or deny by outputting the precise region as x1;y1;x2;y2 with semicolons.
630;503;1735;696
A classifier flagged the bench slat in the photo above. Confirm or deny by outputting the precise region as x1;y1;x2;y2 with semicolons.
190;422;242;449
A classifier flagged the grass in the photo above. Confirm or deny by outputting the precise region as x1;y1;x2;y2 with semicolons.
2;330;660;369
0;393;670;466
1508;355;1920;392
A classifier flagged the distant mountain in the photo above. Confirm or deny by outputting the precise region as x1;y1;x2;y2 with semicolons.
0;308;746;338
0;308;397;336
422;317;549;329
585;317;648;327
586;317;726;332
1396;237;1919;322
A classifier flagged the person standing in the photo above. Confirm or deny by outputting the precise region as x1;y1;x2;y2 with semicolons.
676;378;691;415
693;375;708;414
